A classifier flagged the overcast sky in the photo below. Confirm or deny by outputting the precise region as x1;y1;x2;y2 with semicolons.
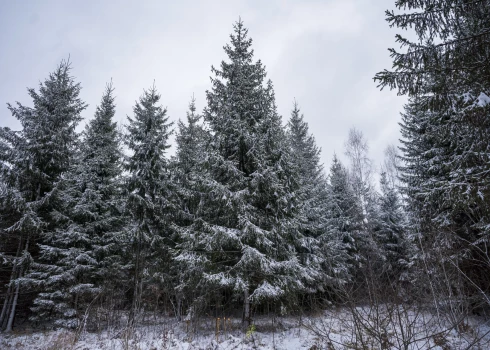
0;0;406;174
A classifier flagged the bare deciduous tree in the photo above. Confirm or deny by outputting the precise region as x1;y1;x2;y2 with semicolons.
344;127;373;222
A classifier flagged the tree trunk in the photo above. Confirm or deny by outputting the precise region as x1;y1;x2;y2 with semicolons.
129;229;142;327
176;295;182;321
5;281;20;332
5;238;28;333
0;237;23;330
243;289;250;325
0;285;13;330
0;271;15;330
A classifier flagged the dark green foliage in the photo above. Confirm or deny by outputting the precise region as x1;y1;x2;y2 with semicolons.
27;83;124;328
326;156;363;280
287;103;347;292
375;172;410;280
375;0;490;99
124;84;176;324
176;21;312;321
0;60;86;331
379;0;490;308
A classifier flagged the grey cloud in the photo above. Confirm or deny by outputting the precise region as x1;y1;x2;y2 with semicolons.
0;0;406;174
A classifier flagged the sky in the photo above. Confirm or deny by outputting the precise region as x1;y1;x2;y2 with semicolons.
0;0;407;175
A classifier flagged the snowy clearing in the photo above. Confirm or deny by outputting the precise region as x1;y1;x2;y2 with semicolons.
1;309;489;349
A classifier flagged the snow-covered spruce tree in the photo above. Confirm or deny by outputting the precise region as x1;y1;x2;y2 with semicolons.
374;172;411;282
26;83;124;328
287;102;326;238
0;60;86;331
377;0;490;307
172;97;210;319
83;83;127;319
286;103;345;295
377;1;490;249
71;82;126;323
326;155;363;281
374;0;490;99
124;84;176;325
176;20;310;322
174;96;208;222
399;94;490;306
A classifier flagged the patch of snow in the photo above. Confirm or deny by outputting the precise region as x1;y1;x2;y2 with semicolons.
476;92;490;107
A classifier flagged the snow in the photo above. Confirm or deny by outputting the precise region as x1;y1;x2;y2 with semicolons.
1;310;489;349
461;91;490;107
476;92;490;107
250;281;283;300
0;317;317;350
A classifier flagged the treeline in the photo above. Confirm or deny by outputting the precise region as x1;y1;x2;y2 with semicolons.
1;0;490;334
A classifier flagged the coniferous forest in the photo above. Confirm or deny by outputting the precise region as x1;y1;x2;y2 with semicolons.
1;1;490;349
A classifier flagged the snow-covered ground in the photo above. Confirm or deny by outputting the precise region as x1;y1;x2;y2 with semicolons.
0;322;316;350
1;309;489;349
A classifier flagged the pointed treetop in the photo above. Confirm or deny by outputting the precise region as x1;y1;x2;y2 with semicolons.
95;80;115;115
224;18;254;63
330;153;345;173
288;101;306;134
186;94;200;124
188;94;196;113
85;80;117;143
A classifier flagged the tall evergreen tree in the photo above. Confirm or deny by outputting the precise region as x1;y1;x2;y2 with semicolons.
172;97;210;318
286;103;344;292
26;83;124;328
287;102;326;238
377;0;490;308
375;172;410;280
124;84;175;325
399;95;490;300
0;60;86;331
326;155;363;280
177;20;310;322
174;96;208;225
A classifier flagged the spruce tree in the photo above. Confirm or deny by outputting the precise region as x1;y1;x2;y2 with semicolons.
287;102;326;239
174;96;208;224
124;84;175;325
0;60;86;331
172;97;210;318
326;155;363;280
398;94;490;301
377;0;490;306
286;103;343;292
377;2;490;244
375;172;410;280
26;83;124;328
177;20;309;321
